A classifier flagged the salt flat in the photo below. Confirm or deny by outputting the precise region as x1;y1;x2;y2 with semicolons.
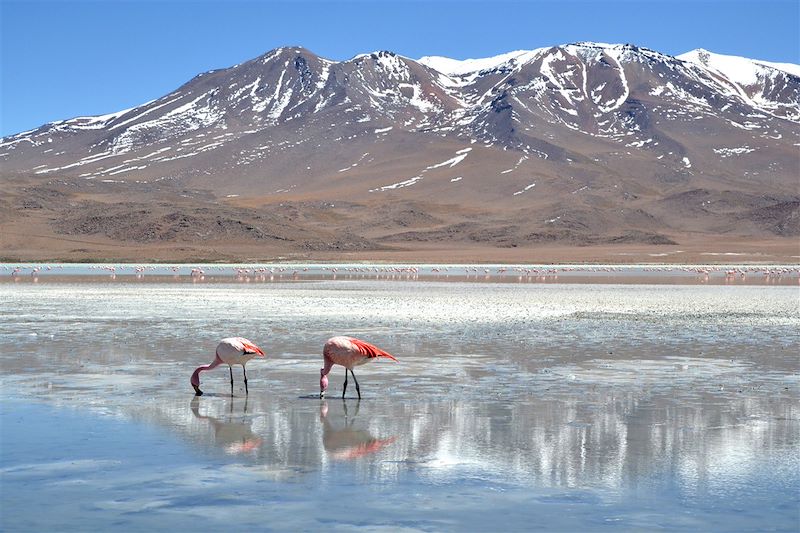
1;274;798;531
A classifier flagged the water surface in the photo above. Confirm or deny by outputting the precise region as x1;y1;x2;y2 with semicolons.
1;278;798;531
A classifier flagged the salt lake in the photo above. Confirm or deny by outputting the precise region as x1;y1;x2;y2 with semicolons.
1;267;798;531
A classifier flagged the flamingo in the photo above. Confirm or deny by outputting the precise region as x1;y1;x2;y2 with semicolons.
320;336;397;399
191;337;265;396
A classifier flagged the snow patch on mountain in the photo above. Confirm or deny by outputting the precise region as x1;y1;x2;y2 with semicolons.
513;182;536;196
419;50;541;76
713;146;756;157
3;42;799;190
370;148;472;192
679;49;800;84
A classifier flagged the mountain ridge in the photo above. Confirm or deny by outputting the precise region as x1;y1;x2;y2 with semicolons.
1;42;798;263
5;42;798;139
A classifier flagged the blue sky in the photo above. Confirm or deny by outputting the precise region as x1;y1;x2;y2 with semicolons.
1;0;798;136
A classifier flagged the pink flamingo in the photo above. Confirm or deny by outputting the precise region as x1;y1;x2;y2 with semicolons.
320;336;398;399
191;337;265;396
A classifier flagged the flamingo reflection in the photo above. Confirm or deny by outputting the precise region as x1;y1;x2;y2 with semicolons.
319;400;396;460
190;396;262;455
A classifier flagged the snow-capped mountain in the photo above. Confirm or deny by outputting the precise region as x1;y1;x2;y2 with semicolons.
677;48;800;121
1;43;798;260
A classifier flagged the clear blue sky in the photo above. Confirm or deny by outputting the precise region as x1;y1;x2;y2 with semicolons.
2;0;798;136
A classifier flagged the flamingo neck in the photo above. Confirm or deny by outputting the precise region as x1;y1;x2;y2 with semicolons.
320;356;335;378
320;356;335;394
191;355;223;386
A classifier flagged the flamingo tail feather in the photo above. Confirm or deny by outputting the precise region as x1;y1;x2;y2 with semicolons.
241;340;265;356
351;338;398;361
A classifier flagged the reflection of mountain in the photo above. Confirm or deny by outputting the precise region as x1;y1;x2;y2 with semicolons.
319;400;396;460
118;391;795;491
190;396;262;455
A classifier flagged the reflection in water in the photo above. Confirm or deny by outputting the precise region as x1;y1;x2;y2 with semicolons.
319;400;396;460
1;281;797;528
132;390;796;500
189;396;262;455
2;381;797;530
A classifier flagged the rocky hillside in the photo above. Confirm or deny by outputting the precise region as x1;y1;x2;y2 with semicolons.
1;43;798;261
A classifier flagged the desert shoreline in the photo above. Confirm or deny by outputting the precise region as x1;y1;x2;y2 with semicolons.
2;228;798;265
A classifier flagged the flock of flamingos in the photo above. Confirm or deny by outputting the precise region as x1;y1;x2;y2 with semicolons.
5;263;799;282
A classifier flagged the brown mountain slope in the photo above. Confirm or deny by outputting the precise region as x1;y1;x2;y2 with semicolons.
1;44;798;263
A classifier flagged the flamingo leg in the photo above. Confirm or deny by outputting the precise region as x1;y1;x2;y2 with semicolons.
243;365;249;395
350;369;361;400
342;367;348;399
229;366;234;396
343;398;360;423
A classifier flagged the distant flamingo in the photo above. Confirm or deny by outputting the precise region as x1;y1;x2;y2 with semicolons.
320;336;397;399
191;337;265;396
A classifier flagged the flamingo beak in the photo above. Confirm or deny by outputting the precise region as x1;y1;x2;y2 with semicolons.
192;384;203;396
320;390;325;399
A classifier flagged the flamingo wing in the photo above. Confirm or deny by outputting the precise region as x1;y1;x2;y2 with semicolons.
241;339;265;356
350;338;398;361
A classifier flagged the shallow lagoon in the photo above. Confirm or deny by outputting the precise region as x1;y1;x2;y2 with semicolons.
1;274;798;531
